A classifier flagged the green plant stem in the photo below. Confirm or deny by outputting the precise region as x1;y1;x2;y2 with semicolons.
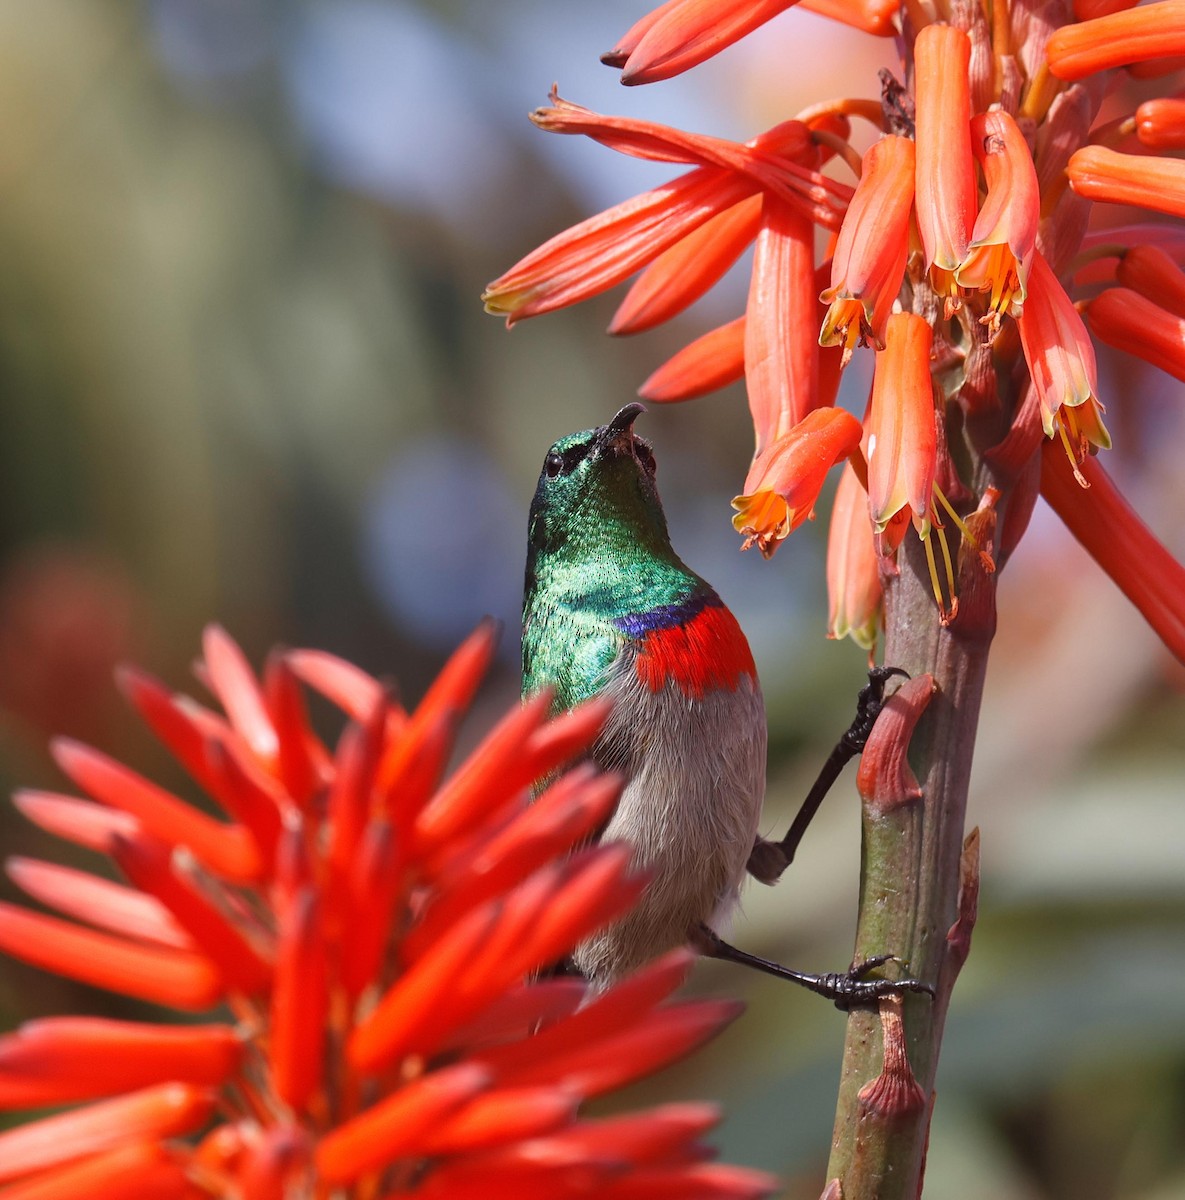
822;525;997;1199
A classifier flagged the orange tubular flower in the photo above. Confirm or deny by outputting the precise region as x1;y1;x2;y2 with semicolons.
0;625;777;1200
866;313;937;543
819;135;915;365
746;196;820;459
483;104;848;326
610;196;762;334
731;406;863;558
1066;145;1185;220
1047;0;1185;80
914;25;977;305
957;111;1039;330
639;316;746;402
1016;250;1111;481
1087;287;1185;380
1134;97;1185;149
827;463;883;650
1116;244;1185;318
605;0;801;85
1041;445;1185;663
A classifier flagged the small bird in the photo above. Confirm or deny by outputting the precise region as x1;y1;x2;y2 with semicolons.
524;404;932;1004
523;403;766;984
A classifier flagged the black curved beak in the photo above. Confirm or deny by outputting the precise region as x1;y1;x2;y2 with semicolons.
598;403;646;447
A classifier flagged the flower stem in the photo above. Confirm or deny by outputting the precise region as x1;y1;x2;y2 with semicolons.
823;525;997;1198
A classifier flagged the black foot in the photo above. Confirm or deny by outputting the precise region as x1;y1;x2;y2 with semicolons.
695;925;933;1010
748;666;909;885
843;667;910;756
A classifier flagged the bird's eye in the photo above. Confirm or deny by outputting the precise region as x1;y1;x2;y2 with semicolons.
636;443;656;475
544;452;564;479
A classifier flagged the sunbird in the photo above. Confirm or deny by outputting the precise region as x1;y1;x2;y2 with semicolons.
523;404;929;1004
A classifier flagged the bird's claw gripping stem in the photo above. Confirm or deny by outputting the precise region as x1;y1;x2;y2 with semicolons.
695;927;933;1008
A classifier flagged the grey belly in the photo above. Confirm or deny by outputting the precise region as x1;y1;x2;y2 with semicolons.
573;673;766;984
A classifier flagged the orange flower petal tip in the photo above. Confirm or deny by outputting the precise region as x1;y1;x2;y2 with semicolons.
410;617;501;725
5;856;190;951
1116;243;1185;318
1134;97;1185;149
1087;286;1185;381
0;1083;215;1184
201;624;279;765
1047;0;1185;79
639;317;745;403
867;312;937;535
0;900;223;1011
800;0;899;34
12;790;141;853
283;648;395;721
1067;145;1185;219
0;1019;242;1110
617;0;799;85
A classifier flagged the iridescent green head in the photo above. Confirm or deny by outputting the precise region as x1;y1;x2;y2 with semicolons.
526;403;672;572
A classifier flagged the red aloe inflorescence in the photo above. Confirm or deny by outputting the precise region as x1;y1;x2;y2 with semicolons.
484;0;1185;663
483;1;1185;1196
0;622;777;1200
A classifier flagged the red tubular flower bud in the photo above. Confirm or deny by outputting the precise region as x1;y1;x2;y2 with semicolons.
1135;97;1185;148
827;464;882;651
639;317;746;403
610;197;761;334
1041;445;1185;663
612;0;801;85
867;313;937;539
819;136;915;364
1067;144;1185;219
914;25;977;303
1087;287;1185;381
0;900;223;1010
1116;243;1185;317
1047;0;1185;80
0;1019;241;1110
745;197;820;457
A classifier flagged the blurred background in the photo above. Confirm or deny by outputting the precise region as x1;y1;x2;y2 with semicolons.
0;2;1182;1197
